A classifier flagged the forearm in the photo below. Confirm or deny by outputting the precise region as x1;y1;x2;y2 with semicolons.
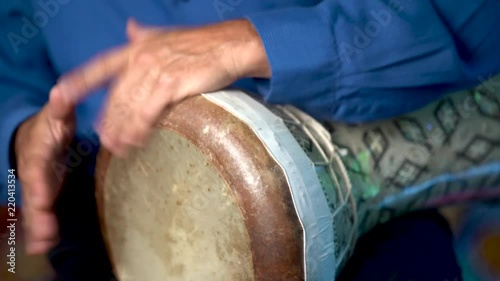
220;19;270;79
179;19;270;80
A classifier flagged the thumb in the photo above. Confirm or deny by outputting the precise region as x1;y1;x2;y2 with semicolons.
47;88;76;150
45;96;76;150
48;86;73;120
126;18;163;42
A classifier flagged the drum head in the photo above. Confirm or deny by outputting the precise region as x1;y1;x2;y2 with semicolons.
96;94;304;281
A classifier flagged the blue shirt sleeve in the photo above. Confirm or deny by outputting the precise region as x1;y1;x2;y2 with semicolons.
0;2;57;205
246;0;500;123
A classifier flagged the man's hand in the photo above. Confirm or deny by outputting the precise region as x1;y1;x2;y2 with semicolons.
15;89;76;255
52;19;270;156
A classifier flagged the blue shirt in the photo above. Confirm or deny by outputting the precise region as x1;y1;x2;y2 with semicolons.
1;0;500;204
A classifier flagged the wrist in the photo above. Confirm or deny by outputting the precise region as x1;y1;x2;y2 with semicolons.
220;19;271;79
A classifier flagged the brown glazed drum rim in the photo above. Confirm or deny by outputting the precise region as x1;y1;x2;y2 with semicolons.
95;94;305;281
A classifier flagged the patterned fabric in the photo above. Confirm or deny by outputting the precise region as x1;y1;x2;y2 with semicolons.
329;77;500;233
264;74;500;271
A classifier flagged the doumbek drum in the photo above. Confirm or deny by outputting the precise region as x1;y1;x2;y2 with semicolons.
96;77;500;281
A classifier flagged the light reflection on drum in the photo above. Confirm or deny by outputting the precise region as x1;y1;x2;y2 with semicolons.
96;75;500;281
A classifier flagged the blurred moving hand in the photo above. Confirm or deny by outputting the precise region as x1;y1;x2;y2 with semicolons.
15;18;268;254
14;90;76;255
51;19;269;157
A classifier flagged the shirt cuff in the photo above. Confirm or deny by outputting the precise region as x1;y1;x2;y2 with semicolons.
246;6;340;120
